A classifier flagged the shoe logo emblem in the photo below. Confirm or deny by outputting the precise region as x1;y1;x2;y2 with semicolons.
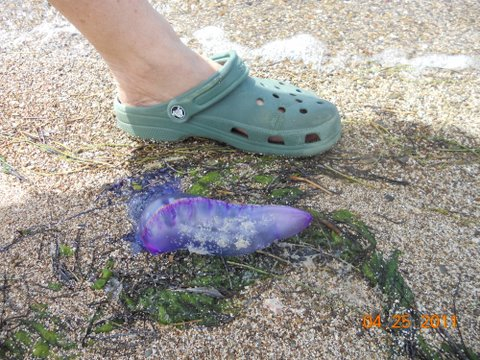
171;105;186;119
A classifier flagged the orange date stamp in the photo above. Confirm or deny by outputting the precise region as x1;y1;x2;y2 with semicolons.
362;313;458;330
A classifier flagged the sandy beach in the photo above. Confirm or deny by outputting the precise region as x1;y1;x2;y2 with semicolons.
1;1;479;358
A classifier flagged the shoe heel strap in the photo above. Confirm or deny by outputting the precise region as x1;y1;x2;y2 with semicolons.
167;51;249;123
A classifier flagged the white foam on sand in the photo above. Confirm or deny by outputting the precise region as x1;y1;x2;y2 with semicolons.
3;20;478;74
30;22;79;43
193;26;479;73
254;34;325;70
0;19;80;52
193;26;249;56
193;26;325;70
373;48;479;71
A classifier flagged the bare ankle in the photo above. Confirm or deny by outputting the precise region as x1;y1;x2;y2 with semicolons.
112;50;221;107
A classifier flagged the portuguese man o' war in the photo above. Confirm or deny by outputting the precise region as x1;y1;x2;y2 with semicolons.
132;194;312;256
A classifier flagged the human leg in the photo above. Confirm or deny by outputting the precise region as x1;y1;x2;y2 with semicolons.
49;0;341;156
48;0;220;106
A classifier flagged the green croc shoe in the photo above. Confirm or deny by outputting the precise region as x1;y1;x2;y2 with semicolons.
115;51;341;157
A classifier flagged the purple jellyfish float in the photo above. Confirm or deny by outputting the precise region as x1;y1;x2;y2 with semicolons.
133;194;312;256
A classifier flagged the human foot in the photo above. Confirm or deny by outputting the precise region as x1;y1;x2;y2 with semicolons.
112;48;222;107
115;51;341;157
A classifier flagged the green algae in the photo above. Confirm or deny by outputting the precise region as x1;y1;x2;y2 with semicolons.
47;282;63;292
253;174;274;185
197;171;222;185
93;321;122;334
269;187;304;204
32;340;50;358
13;331;31;347
187;170;225;196
0;304;77;359
31;322;59;345
120;254;264;327
186;183;209;196
59;244;75;257
91;259;114;290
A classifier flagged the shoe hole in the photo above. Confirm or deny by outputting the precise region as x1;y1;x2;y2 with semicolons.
268;135;284;144
295;99;303;103
260;82;265;87
305;133;320;143
231;127;249;138
317;101;323;104
274;85;280;89
279;81;285;85
299;108;308;114
256;98;265;106
272;93;280;98
296;89;302;93
278;107;286;113
289;93;297;96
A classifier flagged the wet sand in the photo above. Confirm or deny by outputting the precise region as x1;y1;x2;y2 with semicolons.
1;1;479;358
